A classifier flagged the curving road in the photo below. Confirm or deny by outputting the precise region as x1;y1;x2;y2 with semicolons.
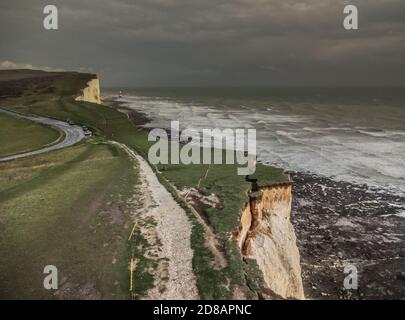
0;108;85;162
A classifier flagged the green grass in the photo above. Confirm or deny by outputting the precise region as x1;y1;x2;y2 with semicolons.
0;112;61;157
0;141;138;299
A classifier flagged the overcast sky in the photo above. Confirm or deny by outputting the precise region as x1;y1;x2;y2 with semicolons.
0;0;404;86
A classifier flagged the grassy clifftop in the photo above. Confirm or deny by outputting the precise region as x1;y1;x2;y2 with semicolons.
0;70;95;100
0;70;289;299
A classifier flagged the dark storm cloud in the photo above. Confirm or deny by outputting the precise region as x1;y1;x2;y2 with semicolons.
0;0;404;86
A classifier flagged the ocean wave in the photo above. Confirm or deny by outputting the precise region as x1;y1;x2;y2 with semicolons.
356;127;405;138
115;92;405;196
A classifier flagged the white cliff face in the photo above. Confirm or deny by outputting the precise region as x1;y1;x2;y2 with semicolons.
75;78;101;104
235;183;305;299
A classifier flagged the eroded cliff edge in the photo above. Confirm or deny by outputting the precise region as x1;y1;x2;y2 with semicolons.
235;181;305;299
75;77;101;104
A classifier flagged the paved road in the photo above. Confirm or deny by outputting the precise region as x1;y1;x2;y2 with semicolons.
0;108;85;162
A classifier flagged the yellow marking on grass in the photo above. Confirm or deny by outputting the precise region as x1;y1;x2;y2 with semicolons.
204;164;211;179
197;164;211;188
128;223;138;241
129;258;137;292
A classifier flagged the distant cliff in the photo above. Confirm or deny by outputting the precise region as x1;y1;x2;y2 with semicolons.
235;182;305;299
75;77;101;104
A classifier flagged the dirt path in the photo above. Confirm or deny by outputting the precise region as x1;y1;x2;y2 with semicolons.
111;142;198;299
0;108;85;162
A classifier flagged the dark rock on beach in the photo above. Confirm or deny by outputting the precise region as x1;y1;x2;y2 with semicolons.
290;171;405;300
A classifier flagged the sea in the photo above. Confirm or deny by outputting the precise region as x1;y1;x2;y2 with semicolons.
107;87;405;197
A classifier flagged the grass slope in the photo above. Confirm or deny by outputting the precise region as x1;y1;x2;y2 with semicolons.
0;141;138;299
0;112;61;157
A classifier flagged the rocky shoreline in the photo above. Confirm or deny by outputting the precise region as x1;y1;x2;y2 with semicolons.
290;171;405;299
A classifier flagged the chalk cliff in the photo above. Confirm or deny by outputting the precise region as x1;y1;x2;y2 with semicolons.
75;78;101;104
235;182;305;299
